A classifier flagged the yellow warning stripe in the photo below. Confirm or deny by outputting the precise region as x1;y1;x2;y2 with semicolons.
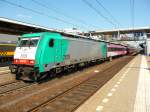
0;51;14;56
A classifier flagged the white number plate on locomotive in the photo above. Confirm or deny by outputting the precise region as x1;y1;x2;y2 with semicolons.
20;54;27;58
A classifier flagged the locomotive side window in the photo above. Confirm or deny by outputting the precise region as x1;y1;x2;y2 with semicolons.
49;39;54;47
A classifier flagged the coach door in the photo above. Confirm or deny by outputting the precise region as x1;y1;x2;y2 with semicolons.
54;39;62;63
61;39;70;64
54;39;69;64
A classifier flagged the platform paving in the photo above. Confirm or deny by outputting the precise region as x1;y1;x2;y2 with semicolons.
75;55;150;112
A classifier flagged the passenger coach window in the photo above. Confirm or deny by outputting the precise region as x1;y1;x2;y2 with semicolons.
49;39;54;47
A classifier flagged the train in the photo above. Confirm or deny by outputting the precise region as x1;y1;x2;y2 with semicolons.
9;32;138;81
0;43;16;63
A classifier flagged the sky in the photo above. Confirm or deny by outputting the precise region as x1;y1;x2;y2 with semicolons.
0;0;150;31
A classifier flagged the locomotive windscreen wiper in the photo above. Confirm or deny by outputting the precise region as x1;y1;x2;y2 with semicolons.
29;39;39;47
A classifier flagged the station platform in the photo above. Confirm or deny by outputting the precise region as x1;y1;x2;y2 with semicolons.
75;55;150;112
0;67;15;84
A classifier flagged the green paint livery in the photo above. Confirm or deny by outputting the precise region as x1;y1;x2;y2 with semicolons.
20;32;106;74
23;32;69;73
99;42;107;58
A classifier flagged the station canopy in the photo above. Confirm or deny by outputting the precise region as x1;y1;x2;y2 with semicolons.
0;17;61;35
0;17;87;39
86;27;150;35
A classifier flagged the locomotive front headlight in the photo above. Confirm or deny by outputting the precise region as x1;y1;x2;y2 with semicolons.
29;60;35;64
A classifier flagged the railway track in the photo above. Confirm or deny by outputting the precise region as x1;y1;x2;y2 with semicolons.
30;56;133;112
0;80;17;87
0;72;11;76
0;56;134;112
0;66;10;75
0;81;36;95
0;68;16;87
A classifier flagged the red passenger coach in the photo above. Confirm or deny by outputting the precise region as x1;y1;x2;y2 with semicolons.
107;43;127;57
127;46;139;55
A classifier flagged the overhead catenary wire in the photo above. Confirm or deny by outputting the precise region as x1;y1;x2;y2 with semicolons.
32;0;100;30
130;0;135;38
130;0;138;45
95;0;131;42
82;0;117;28
130;0;135;29
0;0;88;30
95;0;123;28
95;0;122;41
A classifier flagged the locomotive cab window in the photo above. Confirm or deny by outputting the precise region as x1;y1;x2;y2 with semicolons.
18;38;39;47
49;39;54;47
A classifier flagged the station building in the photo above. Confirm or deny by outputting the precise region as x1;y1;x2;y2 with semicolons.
84;27;150;55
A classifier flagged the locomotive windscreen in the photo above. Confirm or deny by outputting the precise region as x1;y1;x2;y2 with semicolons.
18;38;39;47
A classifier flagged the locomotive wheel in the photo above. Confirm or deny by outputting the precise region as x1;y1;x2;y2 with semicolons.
33;73;38;82
16;67;23;80
16;73;21;80
32;70;40;82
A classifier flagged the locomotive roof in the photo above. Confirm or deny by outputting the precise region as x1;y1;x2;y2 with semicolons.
22;32;107;42
22;32;129;47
